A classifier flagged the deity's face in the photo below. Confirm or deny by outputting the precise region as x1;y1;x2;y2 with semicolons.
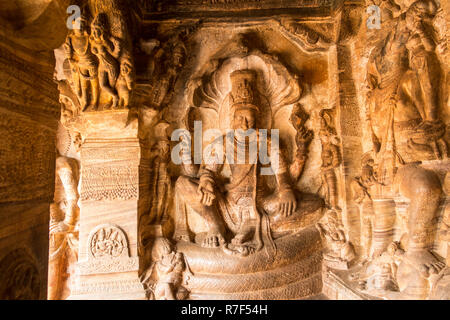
233;108;256;131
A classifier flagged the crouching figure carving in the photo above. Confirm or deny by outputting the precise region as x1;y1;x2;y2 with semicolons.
140;237;192;300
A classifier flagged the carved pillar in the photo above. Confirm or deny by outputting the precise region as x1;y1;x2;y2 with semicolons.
69;110;146;299
334;42;364;253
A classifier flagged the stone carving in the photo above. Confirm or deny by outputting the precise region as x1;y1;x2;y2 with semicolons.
278;20;332;52
143;0;334;11
63;1;135;112
319;108;341;212
134;48;326;299
147;121;173;224
0;113;54;203
58;80;82;127
70;278;145;296
146;37;186;110
138;120;173;255
90;13;122;109
181;107;201;177
441;200;450;265
357;242;402;293
48;156;80;300
116;53;135;108
289;103;313;184
78;224;138;275
354;0;449;299
0;249;40;300
350;154;380;261
65;14;99;111
317;210;356;270
90;224;127;258
365;1;447;164
141;237;192;300
81;163;139;201
173;68;323;256
6;0;446;301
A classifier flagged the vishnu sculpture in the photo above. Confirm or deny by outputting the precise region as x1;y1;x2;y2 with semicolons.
173;69;321;256
137;52;326;299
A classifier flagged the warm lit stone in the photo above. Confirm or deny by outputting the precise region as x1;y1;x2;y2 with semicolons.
0;0;448;300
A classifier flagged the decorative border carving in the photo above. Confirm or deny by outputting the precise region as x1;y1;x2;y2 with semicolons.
80;162;139;201
71;278;144;295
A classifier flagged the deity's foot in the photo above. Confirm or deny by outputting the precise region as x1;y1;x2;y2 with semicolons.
173;230;191;243
403;249;446;278
200;231;225;248
396;248;446;298
231;226;254;246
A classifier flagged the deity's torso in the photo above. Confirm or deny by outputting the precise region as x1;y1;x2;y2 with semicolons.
70;33;97;65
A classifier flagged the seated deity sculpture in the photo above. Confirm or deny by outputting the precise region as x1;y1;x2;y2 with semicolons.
172;70;323;257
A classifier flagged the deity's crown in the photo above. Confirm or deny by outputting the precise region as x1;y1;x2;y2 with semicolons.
230;69;260;113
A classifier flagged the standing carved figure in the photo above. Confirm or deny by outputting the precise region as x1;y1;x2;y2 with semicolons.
362;0;447;299
289;103;313;183
401;0;448;159
351;154;381;261
148;40;186;110
180;107;201;177
48;156;80;300
90;13;121;109
64;15;99;111
404;0;439;124
116;53;135;108
319;109;341;211
148;122;172;224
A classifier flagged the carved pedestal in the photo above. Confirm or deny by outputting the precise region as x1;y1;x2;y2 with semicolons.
69;111;146;299
179;226;324;300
